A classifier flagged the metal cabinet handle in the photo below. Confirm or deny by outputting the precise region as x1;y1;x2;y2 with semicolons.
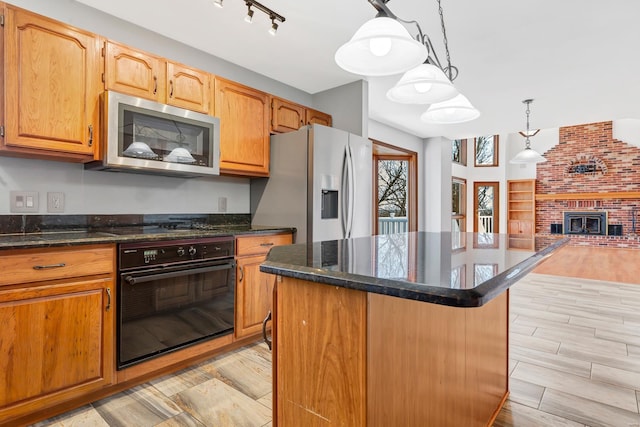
238;265;244;282
262;310;272;351
106;287;111;312
33;263;66;270
260;242;274;247
169;80;174;98
88;125;94;147
153;76;158;95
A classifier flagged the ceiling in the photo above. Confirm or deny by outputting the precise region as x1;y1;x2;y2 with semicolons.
75;0;640;139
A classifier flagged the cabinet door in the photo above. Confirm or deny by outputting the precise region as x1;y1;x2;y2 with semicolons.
0;278;114;420
271;97;305;133
104;41;166;102
3;6;101;158
306;108;333;127
235;254;276;338
215;77;270;176
167;62;212;114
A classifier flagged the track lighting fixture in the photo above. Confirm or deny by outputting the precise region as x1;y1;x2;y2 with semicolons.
335;0;479;124
241;0;285;34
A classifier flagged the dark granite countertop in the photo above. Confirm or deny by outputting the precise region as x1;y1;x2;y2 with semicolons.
261;232;569;308
0;214;294;249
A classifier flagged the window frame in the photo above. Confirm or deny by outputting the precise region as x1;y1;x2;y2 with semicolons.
474;135;499;167
452;138;467;165
452;176;466;232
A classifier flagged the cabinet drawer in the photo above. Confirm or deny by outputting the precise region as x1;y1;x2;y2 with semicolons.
0;245;114;286
236;233;292;257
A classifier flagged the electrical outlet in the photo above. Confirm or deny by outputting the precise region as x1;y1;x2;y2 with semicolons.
218;196;227;213
47;192;65;213
10;191;39;213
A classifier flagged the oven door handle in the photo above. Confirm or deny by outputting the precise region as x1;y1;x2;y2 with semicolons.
123;262;234;285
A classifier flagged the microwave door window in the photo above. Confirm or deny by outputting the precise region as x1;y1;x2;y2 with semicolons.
119;108;213;167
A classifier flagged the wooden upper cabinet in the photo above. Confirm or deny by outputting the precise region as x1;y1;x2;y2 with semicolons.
215;77;270;177
271;97;333;133
104;40;166;102
104;41;212;114
166;62;212;114
271;97;305;133
306;108;333;127
2;5;101;160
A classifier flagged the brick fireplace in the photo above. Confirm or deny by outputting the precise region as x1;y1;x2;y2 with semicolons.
535;121;640;247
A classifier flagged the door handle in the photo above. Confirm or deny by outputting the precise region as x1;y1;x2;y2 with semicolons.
238;265;244;282
106;287;111;312
262;310;272;351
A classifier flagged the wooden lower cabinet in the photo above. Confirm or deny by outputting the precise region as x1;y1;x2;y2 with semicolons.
235;232;292;339
273;277;509;427
0;245;115;425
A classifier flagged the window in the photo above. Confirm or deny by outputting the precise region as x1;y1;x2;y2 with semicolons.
452;177;466;232
373;140;418;235
474;181;499;233
474;135;499;167
452;139;467;165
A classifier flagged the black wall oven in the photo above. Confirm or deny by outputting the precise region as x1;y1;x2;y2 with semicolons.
117;236;235;369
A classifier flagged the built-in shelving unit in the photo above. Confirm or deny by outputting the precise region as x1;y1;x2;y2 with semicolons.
507;179;536;250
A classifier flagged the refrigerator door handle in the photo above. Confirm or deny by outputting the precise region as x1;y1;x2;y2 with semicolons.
341;145;350;237
346;144;356;239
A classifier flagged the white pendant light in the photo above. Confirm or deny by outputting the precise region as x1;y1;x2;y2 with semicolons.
420;94;480;124
510;147;547;164
334;17;428;76
510;99;547;164
386;63;458;104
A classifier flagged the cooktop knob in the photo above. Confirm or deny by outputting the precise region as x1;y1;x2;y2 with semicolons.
188;246;197;256
177;247;186;256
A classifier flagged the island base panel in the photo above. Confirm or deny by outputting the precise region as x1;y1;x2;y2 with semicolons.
368;291;509;426
275;278;367;426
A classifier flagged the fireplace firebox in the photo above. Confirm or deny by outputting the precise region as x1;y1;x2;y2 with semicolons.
563;211;607;235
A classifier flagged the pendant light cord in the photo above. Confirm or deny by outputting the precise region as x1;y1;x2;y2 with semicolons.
524;100;532;149
437;0;457;81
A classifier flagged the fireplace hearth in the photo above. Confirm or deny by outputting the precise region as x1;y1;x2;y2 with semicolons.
563;211;607;235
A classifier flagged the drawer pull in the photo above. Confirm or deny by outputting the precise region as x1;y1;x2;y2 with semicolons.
33;263;66;270
260;242;274;247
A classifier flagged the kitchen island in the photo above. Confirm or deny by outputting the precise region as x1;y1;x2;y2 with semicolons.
261;232;568;427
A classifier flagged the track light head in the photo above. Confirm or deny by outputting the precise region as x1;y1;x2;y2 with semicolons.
269;17;278;35
245;7;254;23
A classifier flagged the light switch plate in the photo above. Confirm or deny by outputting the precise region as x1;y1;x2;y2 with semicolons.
10;191;39;213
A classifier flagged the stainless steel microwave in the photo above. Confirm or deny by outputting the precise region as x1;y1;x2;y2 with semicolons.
86;91;220;177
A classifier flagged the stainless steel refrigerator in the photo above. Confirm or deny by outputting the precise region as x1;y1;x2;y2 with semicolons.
251;124;372;243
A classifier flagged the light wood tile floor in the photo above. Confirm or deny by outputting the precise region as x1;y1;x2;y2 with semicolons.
31;247;640;427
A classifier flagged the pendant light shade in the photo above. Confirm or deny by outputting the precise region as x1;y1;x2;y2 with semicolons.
420;94;480;124
386;63;458;104
335;17;428;76
510;147;547;164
